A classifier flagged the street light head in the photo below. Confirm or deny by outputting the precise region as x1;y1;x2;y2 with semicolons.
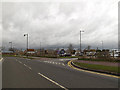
24;33;28;36
80;30;84;32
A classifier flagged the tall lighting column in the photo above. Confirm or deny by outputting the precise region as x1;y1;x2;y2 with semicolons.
24;34;29;56
9;42;12;49
80;30;84;55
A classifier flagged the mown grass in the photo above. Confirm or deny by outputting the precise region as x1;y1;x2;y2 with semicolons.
73;62;119;74
2;55;18;57
78;58;120;62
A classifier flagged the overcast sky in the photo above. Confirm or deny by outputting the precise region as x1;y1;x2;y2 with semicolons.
1;0;118;50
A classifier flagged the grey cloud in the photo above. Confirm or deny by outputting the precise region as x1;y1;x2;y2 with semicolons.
2;0;118;50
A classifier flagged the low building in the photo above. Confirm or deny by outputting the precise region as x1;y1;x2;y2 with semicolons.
24;49;36;56
2;51;14;55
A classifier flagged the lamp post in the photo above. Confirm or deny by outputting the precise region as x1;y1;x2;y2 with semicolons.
24;34;29;57
80;30;84;55
9;42;12;49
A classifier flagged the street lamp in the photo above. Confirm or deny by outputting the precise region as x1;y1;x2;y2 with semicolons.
9;42;12;49
80;30;84;55
24;34;29;56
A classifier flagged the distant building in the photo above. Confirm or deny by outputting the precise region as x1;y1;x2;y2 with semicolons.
27;49;36;54
24;49;36;55
2;51;14;55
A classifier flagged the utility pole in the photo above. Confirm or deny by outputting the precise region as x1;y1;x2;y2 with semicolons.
40;42;41;56
101;41;103;50
80;30;84;55
24;34;29;57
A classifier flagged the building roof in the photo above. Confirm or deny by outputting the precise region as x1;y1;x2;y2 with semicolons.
27;49;35;51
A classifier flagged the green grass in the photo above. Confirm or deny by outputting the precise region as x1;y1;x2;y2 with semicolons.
78;58;120;62
2;55;18;57
73;62;119;74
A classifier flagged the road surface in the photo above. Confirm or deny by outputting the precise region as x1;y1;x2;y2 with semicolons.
2;57;119;89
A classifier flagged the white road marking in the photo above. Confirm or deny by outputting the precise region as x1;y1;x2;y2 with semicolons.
23;63;32;70
59;63;61;65
28;67;32;70
15;59;32;70
62;63;65;66
38;73;68;90
55;62;58;64
59;59;70;61
24;64;27;67
19;61;22;64
59;59;64;61
0;58;3;62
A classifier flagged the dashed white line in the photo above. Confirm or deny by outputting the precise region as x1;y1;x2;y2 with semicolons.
16;59;32;70
24;64;27;67
55;62;58;64
43;60;66;66
38;73;68;90
23;63;32;70
28;67;32;70
19;61;22;64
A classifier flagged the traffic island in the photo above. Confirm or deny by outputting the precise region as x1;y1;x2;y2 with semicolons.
68;60;120;77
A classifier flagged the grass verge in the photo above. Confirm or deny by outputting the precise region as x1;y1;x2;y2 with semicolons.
78;58;120;63
2;55;18;57
73;62;119;74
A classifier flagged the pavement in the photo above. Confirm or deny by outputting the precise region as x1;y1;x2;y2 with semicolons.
2;57;119;89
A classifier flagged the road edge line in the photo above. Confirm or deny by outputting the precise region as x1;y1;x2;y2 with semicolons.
67;60;120;79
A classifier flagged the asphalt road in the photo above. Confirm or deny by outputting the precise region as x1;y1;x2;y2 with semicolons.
2;57;119;89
